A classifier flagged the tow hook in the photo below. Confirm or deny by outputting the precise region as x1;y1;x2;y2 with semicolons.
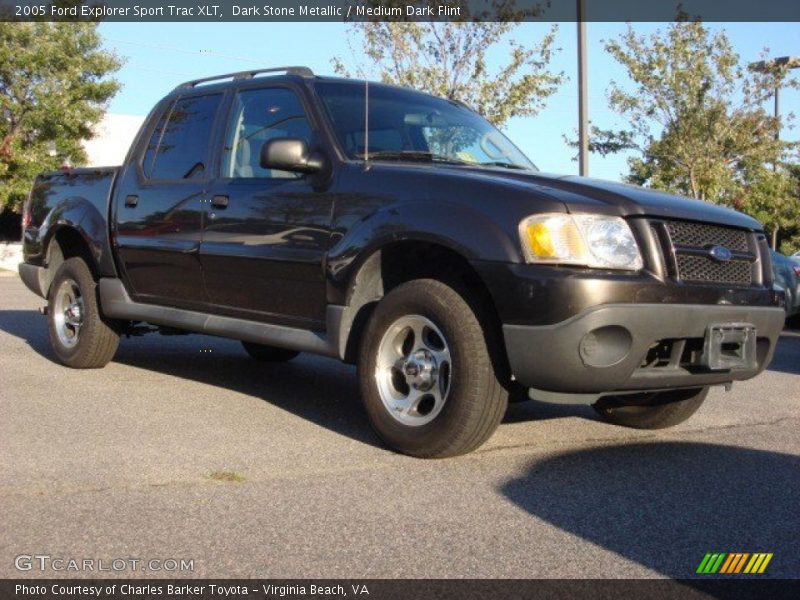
38;306;48;316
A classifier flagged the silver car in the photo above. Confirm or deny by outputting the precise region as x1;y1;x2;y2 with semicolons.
772;250;800;325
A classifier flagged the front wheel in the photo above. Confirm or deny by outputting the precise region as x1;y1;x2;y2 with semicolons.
358;279;508;458
592;387;709;429
47;257;120;368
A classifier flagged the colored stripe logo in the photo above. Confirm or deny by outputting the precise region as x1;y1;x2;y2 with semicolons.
697;553;773;574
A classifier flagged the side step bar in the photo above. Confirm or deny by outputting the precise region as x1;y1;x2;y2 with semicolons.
99;278;345;358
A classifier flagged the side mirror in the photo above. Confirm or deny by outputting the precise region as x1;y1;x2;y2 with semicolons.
259;138;324;174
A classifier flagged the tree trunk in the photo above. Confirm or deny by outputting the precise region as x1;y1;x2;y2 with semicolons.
771;227;778;250
688;168;699;200
0;133;17;162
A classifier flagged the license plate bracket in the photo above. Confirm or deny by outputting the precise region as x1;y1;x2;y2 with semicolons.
701;323;757;371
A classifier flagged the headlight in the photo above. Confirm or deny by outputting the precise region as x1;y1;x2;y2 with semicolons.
519;213;643;270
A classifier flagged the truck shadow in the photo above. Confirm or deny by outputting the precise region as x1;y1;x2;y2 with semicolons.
501;442;800;579
503;399;598;423
1;308;797;450
113;336;384;448
767;330;800;375
0;309;53;356
0;309;609;447
0;308;383;449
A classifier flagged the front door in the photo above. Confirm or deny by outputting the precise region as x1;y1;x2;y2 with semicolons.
113;92;224;310
199;85;332;328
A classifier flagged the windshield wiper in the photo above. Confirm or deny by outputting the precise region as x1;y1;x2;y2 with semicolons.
356;150;469;165
355;151;529;170
477;161;528;170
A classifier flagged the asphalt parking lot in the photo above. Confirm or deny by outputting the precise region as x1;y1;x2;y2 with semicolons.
1;271;798;579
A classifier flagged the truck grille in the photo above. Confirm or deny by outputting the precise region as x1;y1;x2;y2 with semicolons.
665;220;749;252
675;254;752;285
652;219;757;287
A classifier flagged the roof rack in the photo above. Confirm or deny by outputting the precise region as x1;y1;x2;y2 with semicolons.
173;66;314;91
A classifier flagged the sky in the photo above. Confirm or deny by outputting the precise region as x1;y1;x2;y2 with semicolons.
98;21;800;182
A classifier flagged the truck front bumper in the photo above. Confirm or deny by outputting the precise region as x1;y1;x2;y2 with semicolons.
503;303;785;395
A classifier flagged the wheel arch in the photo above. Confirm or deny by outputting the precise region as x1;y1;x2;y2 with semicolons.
42;225;99;298
337;238;508;381
38;196;115;297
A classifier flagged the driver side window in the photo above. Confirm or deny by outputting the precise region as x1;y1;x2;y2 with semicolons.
222;87;312;179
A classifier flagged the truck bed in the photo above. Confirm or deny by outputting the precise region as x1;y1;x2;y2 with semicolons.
22;166;119;279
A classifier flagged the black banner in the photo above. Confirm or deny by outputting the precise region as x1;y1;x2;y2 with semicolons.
2;0;800;23
4;579;800;600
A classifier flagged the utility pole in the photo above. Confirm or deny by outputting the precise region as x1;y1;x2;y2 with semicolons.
749;56;800;141
577;0;589;177
748;56;800;249
773;80;780;141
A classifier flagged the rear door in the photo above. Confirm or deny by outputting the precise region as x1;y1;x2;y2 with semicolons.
199;84;332;328
112;92;224;310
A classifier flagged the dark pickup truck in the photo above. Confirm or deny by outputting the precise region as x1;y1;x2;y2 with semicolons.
19;66;785;457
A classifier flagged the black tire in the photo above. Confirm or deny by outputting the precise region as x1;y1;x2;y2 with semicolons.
358;279;508;458
241;341;299;362
46;257;120;369
592;387;709;429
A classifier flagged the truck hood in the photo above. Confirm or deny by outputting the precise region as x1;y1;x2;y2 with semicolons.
444;166;763;231
527;172;760;230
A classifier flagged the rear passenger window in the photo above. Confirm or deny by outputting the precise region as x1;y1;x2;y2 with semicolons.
222;87;312;179
143;94;222;180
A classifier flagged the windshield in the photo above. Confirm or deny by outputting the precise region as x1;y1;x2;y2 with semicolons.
315;81;537;170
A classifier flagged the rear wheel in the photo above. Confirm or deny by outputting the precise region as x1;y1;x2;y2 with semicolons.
358;279;508;458
47;257;120;368
241;341;299;362
592;387;709;429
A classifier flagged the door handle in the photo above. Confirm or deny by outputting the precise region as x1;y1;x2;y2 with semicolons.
124;195;139;208
211;195;229;209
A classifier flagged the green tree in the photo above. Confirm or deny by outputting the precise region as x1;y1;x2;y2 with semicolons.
751;161;800;255
0;21;121;213
737;162;797;250
332;1;564;127
590;22;798;246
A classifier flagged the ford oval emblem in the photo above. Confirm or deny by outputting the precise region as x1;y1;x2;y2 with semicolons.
709;245;732;262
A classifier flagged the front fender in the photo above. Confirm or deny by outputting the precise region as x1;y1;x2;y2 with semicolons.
326;199;522;301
